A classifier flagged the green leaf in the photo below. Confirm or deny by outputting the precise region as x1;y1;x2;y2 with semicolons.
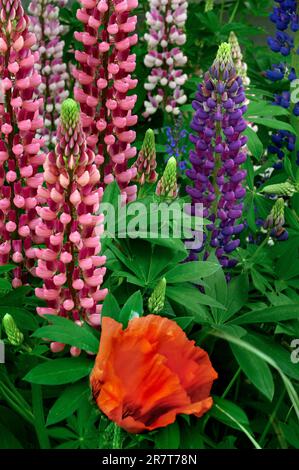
235;304;299;324
46;381;89;426
247;117;295;134
165;261;220;283
244;127;263;160
119;291;143;327
23;358;93;385
0;422;23;449
173;316;194;330
155;421;180;449
101;293;120;321
0;264;15;273
230;344;274;400
166;284;226;315
32;316;99;354
0;306;38;330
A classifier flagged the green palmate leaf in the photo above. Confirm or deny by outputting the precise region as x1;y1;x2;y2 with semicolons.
230;344;274;401
225;273;249;321
23;358;93;385
155;421;180;449
165;261;220;283
235;304;299;324
46;381;90;426
101;293;121;321
119;290;143;327
32;316;99;354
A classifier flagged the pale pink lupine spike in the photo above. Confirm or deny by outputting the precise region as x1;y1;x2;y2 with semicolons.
28;0;70;149
143;0;188;118
74;0;139;204
0;0;44;285
35;99;108;350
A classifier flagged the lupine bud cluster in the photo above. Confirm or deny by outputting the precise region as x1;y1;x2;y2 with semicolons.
28;0;69;148
74;0;139;204
133;129;157;185
266;1;299;167
186;43;247;268
264;197;289;241
229;32;250;88
156;156;178;198
262;180;297;196
205;0;214;13
2;313;24;346
34;99;108;355
0;0;45;287
143;0;188;118
148;277;166;314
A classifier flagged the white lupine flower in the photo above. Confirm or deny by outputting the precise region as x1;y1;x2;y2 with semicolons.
143;0;188;119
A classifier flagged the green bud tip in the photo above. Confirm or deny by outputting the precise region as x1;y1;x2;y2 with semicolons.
213;42;233;71
61;98;80;129
148;278;167;314
142;128;156;158
205;0;214;12
2;313;24;346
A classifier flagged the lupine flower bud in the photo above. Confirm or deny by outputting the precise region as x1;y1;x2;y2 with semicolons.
0;0;45;286
29;0;69;148
143;0;188;118
156;157;178;198
2;314;24;346
35;99;108;350
229;32;250;87
186;43;247;268
264;198;285;230
134;129;157;185
205;0;214;12
262;180;297;196
74;0;138;204
148;278;166;314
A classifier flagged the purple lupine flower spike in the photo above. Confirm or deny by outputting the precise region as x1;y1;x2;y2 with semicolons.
186;43;247;268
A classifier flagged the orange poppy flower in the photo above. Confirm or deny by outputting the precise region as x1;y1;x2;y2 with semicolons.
90;314;218;433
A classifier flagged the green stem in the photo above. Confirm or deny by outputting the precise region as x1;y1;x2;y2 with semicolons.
222;367;241;399
31;384;50;449
228;0;240;24
259;390;286;447
219;0;225;24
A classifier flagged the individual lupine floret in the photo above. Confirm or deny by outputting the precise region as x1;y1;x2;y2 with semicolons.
156;156;178;198
229;32;250;88
73;0;139;204
0;0;45;287
186;43;247;268
148;277;166;314
143;0;188;118
133;129;157;185
34;99;108;354
28;0;69;148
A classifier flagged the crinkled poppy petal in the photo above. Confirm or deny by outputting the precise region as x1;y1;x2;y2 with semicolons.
128;315;218;401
